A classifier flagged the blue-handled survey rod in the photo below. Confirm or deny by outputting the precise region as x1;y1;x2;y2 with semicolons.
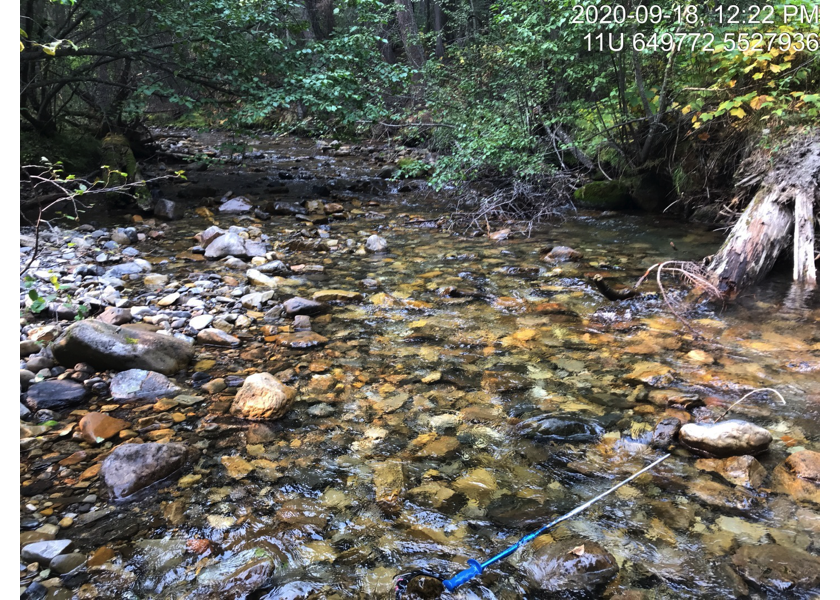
441;453;671;592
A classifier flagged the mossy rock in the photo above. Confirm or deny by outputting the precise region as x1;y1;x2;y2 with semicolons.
573;180;630;210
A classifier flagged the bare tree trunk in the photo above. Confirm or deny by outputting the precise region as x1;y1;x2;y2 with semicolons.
433;1;445;59
395;0;425;69
708;132;819;297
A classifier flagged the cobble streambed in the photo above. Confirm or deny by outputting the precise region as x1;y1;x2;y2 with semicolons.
20;131;819;599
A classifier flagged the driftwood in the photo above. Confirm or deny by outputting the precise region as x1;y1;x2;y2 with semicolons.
708;132;819;297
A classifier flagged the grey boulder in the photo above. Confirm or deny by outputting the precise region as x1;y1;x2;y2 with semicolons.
205;231;248;259
110;369;181;402
25;380;87;411
50;320;193;375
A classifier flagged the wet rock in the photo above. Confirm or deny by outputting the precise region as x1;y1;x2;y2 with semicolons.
21;539;73;566
623;362;674;387
193;548;274;598
452;468;497;503
197;328;240;347
247;268;278;288
522;538;618;593
372;459;404;514
101;442;188;500
51;319;193;375
196;225;225;248
542;245;583;263
97;307;133;325
772;450;819;503
485;495;558;529
221;455;254;479
256;260;288;274
110;369;181;401
274;331;328;348
205;231;248;259
268;201;305;216
696;455;767;489
516;413;605;443
154;198;184;221
245;240;268;257
365;234;388;252
311;289;362;302
283;297;327;316
79;412;131;443
679;420;772;458
26;354;55;372
230;372;296;420
276;498;328;528
20;402;31;419
49;551;86;574
481;370;531;393
104;261;147;278
686;479;758;514
651;417;682;449
732;543;819;592
25;380;87;411
218;197;253;214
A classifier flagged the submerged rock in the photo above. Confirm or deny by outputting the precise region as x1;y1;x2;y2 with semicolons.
522;538;618;593
651;417;682;450
732;543;819;592
541;245;582;263
230;372;296;420
516;413;605;443
101;442;189;500
192;548;275;598
696;455;767;489
51;320;193;375
275;331;328;348
679;420;772;458
772;450;819;503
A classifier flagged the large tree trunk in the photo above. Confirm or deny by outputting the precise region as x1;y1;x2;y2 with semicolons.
707;132;819;298
395;0;425;70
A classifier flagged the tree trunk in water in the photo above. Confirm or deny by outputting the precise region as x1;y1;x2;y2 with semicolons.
707;132;819;298
395;0;425;70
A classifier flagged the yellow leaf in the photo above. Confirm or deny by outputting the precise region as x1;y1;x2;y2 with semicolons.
769;48;781;57
743;63;756;73
769;64;781;73
749;95;774;110
20;41;24;52
681;105;692;115
730;107;747;119
752;72;763;80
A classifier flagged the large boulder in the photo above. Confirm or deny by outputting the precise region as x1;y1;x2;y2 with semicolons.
522;538;618;593
679;420;772;458
50;320;193;376
230;373;296;420
283;297;326;316
101;442;189;500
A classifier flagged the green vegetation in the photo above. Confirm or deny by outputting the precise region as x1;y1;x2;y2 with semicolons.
21;0;819;216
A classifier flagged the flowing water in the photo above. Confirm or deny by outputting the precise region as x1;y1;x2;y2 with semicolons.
21;131;819;599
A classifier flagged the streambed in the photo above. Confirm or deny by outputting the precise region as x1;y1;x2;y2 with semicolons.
19;131;819;599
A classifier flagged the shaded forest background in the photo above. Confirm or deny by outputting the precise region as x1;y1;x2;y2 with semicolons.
20;0;820;290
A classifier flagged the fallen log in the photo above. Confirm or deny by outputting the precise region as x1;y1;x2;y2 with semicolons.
707;131;819;298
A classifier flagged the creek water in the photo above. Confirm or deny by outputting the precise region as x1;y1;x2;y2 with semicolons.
21;131;819;599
